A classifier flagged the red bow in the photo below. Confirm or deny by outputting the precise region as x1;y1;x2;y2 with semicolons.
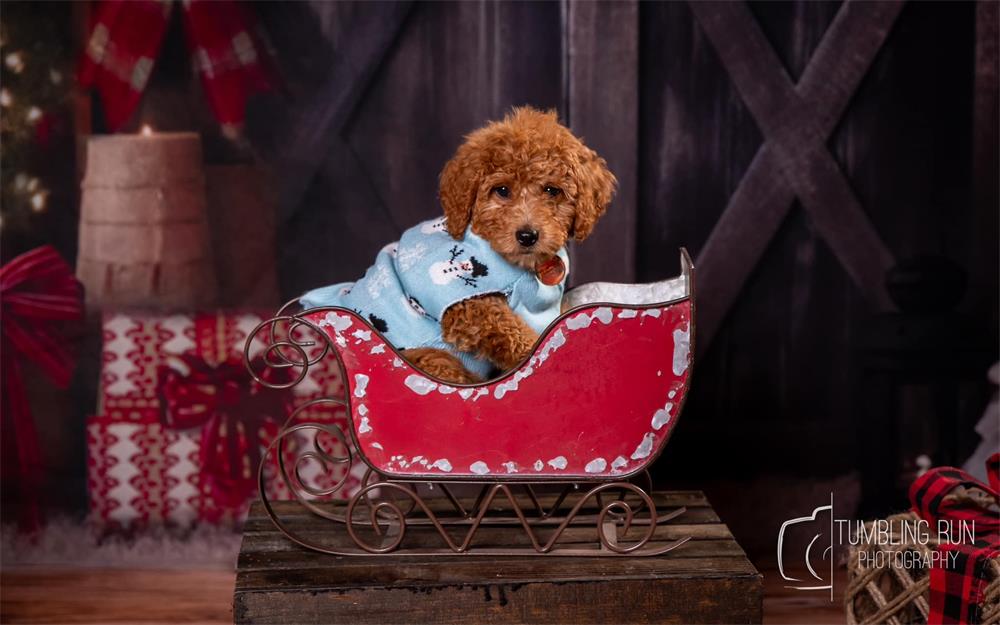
0;246;83;531
157;354;289;511
909;453;999;625
78;0;275;133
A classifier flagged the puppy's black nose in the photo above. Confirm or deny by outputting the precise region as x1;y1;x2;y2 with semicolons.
516;228;539;248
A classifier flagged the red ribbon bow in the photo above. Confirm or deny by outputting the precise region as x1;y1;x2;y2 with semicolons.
0;246;83;531
157;354;289;512
78;0;275;132
909;453;1000;625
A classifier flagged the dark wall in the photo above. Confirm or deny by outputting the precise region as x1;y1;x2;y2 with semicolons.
248;0;995;488
639;1;989;485
251;1;564;297
6;1;992;519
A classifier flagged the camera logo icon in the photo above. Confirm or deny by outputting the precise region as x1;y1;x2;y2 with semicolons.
777;494;834;599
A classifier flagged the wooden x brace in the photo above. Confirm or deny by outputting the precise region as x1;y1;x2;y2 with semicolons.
689;1;904;350
277;2;414;222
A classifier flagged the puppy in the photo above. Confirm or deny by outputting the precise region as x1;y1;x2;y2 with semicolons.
301;107;616;384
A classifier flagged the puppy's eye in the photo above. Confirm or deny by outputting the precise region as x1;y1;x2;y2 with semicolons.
492;186;510;199
543;185;562;198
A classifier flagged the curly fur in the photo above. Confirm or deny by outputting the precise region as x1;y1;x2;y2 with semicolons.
441;295;539;371
401;347;481;384
419;107;615;382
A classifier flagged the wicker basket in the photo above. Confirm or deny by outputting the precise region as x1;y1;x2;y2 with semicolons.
846;508;999;625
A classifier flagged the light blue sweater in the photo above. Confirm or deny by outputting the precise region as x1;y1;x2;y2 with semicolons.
301;217;569;378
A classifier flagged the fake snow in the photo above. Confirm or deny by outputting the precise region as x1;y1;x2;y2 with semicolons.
672;323;690;376
535;330;566;366
534;460;544;471
404;374;437;395
371;442;383;450
392;357;405;368
592;307;613;324
652;403;673;430
357;404;368;416
353;374;369;398
547;456;568;470
320;312;352;332
470;461;490;475
370;344;385;354
618;309;638;319
611;456;628;471
458;388;474;400
493;367;534;400
437;385;457;395
358;417;372;434
565;312;593;330
352;329;371;342
668;390;676;399
585;458;607;473
502;461;518;474
431;459;453;472
631;433;655;460
641;308;662;318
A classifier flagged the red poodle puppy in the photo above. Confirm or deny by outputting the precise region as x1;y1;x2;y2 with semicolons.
302;107;616;383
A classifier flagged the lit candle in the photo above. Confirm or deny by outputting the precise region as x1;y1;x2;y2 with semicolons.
141;124;153;137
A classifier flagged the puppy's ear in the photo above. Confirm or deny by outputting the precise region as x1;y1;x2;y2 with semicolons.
571;148;617;242
439;142;483;240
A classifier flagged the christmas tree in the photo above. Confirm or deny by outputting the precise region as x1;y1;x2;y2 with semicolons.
0;5;71;243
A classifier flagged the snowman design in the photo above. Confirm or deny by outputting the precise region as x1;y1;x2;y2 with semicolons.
429;245;489;287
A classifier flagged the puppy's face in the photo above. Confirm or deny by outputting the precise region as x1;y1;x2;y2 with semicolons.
439;107;617;270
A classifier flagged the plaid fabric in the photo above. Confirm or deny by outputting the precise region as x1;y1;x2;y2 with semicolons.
909;453;999;625
78;0;274;132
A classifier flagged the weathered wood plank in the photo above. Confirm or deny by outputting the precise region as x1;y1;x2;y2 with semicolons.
565;0;639;284
693;0;904;350
689;0;901;350
275;1;566;294
970;0;999;333
238;522;735;557
275;2;414;221
235;575;761;624
234;491;761;624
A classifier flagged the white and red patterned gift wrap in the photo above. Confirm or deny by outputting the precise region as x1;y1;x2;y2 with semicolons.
87;311;353;529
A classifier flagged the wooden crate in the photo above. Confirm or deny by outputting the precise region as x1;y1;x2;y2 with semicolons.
234;490;761;624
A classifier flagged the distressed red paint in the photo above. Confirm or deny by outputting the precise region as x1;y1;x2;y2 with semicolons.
305;252;694;481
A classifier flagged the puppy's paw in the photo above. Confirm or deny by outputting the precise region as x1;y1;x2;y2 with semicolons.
401;347;481;385
493;329;539;370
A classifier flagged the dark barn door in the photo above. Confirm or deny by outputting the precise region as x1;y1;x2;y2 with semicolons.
249;1;996;497
250;1;564;296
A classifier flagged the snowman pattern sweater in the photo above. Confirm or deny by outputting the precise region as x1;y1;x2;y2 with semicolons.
301;217;569;379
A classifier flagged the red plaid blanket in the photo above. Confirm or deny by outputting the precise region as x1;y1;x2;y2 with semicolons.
78;0;274;133
910;453;999;625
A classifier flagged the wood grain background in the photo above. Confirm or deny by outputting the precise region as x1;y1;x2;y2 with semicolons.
2;0;995;523
243;0;996;487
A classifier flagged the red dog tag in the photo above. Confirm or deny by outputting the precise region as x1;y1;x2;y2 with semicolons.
535;256;566;286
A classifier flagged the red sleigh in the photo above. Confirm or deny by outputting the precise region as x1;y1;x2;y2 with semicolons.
247;249;695;556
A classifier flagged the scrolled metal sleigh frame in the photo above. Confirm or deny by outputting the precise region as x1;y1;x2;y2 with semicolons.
245;250;696;557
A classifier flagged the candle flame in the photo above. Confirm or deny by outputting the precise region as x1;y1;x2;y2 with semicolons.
141;124;153;136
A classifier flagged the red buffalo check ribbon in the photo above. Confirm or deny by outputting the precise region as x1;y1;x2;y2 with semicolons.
157;355;289;511
78;0;275;133
909;453;1000;625
0;246;83;531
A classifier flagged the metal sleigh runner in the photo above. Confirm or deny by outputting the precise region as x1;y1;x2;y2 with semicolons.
245;250;696;557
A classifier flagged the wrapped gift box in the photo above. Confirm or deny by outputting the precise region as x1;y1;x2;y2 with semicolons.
87;311;355;529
